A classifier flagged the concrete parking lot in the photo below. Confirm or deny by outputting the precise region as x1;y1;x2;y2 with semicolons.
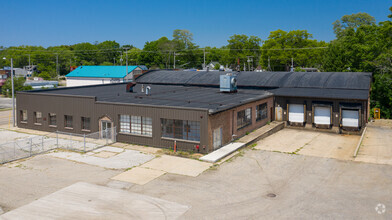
255;128;360;161
355;120;392;165
1;127;392;218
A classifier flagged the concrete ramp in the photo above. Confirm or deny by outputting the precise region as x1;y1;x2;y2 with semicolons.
200;143;245;163
1;182;189;219
200;121;284;163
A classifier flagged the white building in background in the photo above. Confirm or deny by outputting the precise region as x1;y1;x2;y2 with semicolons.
65;66;146;87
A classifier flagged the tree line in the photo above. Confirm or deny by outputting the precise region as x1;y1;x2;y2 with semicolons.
0;6;391;118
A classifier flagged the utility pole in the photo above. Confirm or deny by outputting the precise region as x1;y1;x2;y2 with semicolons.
113;58;116;65
267;56;272;71
3;57;15;127
290;57;294;72
174;52;176;69
247;56;253;71
244;62;246;71
28;54;31;68
203;48;206;69
56;54;59;77
11;58;14;127
124;47;130;80
120;52;123;66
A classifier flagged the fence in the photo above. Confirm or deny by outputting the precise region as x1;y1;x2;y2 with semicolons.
0;127;116;164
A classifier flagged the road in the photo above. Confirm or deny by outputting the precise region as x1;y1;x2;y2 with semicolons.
0;110;12;126
0;97;12;109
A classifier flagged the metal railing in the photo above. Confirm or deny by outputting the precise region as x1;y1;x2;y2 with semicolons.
0;127;116;164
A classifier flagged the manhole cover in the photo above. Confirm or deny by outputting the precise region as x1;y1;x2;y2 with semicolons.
267;193;276;198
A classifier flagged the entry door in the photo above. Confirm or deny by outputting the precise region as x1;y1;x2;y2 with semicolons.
275;107;283;121
101;120;112;139
289;104;304;123
213;127;222;150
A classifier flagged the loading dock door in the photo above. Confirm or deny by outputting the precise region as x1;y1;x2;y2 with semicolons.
342;110;359;127
314;107;331;125
289;104;304;123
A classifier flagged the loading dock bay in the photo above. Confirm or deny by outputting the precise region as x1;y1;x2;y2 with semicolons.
255;128;360;161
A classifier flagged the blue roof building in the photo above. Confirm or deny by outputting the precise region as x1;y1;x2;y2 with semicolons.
65;65;145;87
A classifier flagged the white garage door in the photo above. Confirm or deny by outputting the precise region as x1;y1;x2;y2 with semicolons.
342;110;359;127
289;104;304;123
314;106;331;125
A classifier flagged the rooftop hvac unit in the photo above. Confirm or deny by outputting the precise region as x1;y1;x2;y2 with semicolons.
220;73;237;92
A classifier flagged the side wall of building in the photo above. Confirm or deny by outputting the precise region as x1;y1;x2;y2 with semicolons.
207;96;274;151
66;77;125;87
16;92;210;153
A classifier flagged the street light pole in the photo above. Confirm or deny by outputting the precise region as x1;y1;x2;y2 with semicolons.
10;58;15;127
124;47;130;81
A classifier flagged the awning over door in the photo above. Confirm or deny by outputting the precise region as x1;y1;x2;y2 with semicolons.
314;106;331;125
342;110;359;127
289;104;304;123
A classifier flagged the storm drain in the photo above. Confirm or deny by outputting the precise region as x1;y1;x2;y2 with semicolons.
266;193;276;198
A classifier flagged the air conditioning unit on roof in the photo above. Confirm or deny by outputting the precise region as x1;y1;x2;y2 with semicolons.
220;73;237;93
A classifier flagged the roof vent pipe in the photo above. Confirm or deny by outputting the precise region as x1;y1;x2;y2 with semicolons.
126;82;136;93
206;66;209;72
141;84;144;93
146;86;151;96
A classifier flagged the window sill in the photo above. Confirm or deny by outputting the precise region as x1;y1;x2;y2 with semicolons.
64;127;73;130
81;129;91;132
49;125;57;128
119;132;152;138
20;121;27;124
161;137;200;144
237;124;251;131
34;123;42;126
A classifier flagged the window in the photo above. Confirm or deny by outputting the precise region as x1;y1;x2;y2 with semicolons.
161;119;200;142
120;115;130;133
81;117;90;130
34;112;42;124
20;110;27;123
131;116;142;135
49;113;56;126
64;115;73;128
119;114;152;136
237;108;252;129
256;103;268;121
142;117;152;136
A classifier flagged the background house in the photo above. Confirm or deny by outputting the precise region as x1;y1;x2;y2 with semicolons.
65;66;145;87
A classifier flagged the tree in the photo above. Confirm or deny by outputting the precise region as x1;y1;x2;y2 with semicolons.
260;30;327;71
138;40;163;68
173;29;194;49
1;77;32;97
323;7;392;118
71;43;98;65
228;34;261;70
333;12;376;37
96;41;120;64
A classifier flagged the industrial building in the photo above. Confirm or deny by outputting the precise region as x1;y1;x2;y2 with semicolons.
137;70;372;133
16;70;371;153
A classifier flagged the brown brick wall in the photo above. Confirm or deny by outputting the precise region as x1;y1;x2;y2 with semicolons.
207;96;274;152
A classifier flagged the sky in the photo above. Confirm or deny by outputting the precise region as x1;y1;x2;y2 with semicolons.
0;0;390;49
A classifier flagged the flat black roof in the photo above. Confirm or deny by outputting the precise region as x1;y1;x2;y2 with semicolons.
136;70;372;90
136;70;371;100
25;83;273;114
